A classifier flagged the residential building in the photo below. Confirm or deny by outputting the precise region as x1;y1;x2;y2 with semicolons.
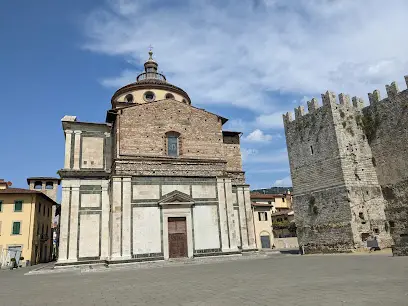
0;178;58;267
57;51;257;266
252;202;273;249
250;190;292;213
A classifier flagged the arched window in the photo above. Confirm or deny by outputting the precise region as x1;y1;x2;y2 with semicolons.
34;181;42;190
45;182;53;190
125;94;134;103
165;93;175;99
166;131;180;157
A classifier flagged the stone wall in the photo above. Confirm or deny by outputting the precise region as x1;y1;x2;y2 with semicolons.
293;186;355;253
363;79;408;255
284;91;393;253
222;132;243;172
118;100;224;159
284;96;345;195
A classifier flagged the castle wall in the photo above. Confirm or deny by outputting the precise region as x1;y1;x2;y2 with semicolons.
362;79;408;255
284;91;393;253
329;98;391;249
284;95;353;252
293;186;354;253
284;102;345;195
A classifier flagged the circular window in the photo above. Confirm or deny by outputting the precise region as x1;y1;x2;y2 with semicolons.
125;94;134;103
143;91;155;102
165;93;175;99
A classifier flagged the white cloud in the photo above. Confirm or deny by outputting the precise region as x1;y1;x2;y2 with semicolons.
273;176;292;187
243;129;273;142
83;0;408;112
82;0;408;189
224;119;248;133
241;148;258;162
242;147;289;164
254;112;285;129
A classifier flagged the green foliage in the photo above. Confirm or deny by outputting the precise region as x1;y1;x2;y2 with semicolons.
346;126;355;136
342;121;347;128
288;222;297;234
273;220;291;229
339;110;345;118
357;112;380;142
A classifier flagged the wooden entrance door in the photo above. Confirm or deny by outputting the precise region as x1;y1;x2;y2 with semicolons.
168;217;188;258
261;235;271;249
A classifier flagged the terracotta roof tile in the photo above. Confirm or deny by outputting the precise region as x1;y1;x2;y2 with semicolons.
0;188;58;205
250;193;287;199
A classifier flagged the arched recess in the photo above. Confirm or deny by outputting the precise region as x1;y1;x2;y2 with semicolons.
259;231;271;249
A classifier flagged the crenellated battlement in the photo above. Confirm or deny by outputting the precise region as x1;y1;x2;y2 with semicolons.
283;74;408;256
283;75;408;126
282;91;365;127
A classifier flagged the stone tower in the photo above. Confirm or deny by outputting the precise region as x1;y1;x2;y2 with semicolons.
27;177;60;202
283;92;393;253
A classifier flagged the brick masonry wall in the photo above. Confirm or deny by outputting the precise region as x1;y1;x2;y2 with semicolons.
222;143;242;172
118;100;225;159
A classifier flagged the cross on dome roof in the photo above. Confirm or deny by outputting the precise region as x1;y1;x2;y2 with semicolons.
136;48;166;82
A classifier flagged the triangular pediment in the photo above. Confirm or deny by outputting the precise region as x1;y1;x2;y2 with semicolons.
158;190;194;206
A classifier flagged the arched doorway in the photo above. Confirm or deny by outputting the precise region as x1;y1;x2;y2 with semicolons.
260;233;271;249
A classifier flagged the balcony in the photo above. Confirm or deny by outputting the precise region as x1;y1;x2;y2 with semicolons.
136;72;166;82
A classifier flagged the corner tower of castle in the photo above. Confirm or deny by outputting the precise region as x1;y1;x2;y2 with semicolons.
282;78;408;253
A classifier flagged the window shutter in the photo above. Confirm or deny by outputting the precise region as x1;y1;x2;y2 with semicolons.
12;222;20;235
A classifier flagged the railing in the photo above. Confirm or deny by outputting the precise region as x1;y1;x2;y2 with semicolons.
136;72;166;82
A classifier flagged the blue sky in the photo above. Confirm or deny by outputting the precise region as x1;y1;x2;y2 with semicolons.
1;0;408;194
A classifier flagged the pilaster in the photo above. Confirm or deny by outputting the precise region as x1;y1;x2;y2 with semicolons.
57;182;70;263
243;186;256;249
68;183;80;261
73;130;82;170
100;180;110;259
64;130;73;169
237;186;249;249
225;179;238;251
110;177;122;259
216;178;230;251
104;132;111;172
121;177;132;259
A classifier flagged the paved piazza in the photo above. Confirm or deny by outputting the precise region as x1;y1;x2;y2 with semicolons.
1;253;407;306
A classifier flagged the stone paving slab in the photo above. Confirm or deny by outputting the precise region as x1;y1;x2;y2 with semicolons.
0;253;407;306
26;253;271;275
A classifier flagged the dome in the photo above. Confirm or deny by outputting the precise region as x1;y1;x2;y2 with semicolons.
111;50;191;107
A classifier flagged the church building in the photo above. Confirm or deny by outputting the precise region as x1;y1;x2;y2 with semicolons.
57;51;256;265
